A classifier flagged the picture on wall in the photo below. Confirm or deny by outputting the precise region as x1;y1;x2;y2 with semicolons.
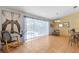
63;22;70;28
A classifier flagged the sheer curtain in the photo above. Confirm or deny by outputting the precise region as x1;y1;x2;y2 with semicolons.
23;17;49;41
2;10;20;33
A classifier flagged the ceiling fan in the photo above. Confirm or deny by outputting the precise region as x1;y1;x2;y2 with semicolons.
73;6;78;8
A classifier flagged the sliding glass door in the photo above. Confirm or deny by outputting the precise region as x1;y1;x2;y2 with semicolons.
23;17;49;41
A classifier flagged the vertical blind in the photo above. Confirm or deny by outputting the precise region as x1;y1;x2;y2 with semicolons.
23;17;49;40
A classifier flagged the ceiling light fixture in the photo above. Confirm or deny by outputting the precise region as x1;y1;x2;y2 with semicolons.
54;20;60;22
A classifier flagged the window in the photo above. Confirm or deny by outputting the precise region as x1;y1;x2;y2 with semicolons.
59;24;63;28
23;17;49;41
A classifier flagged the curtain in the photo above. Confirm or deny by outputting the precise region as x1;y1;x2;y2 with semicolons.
2;10;20;33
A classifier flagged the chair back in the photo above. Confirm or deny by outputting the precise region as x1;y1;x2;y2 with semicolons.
1;31;12;43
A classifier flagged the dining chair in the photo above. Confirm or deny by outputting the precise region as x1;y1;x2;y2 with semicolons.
68;29;77;46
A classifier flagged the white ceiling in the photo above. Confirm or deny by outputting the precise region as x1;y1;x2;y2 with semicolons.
1;6;79;20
